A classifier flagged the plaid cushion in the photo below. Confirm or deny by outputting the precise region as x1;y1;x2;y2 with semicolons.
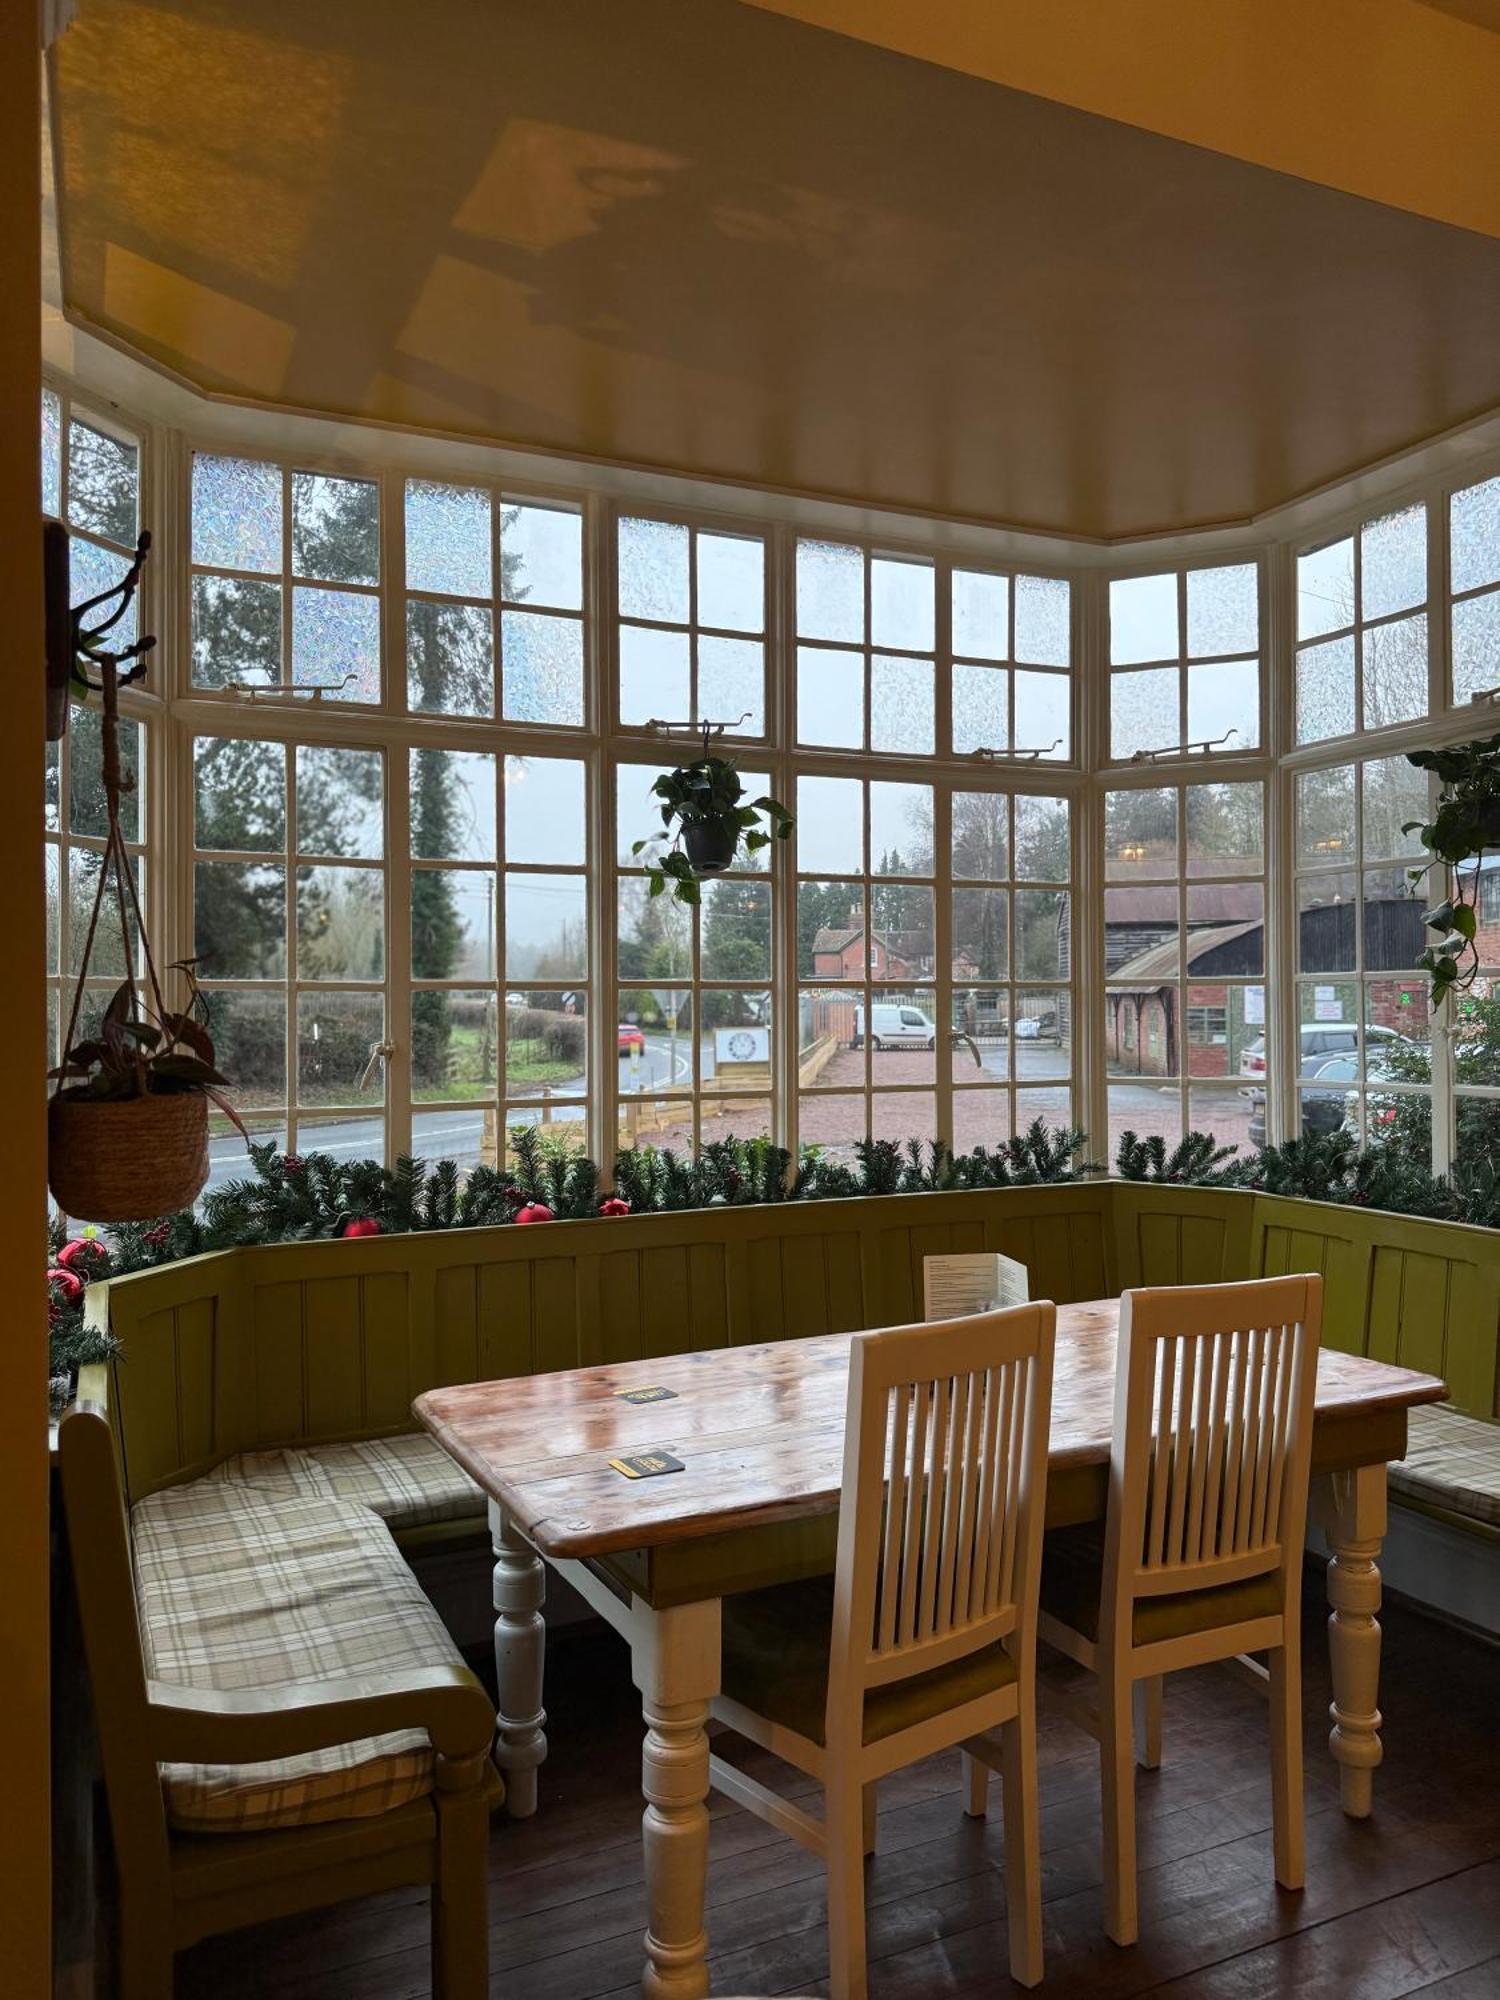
133;1480;467;1833
208;1432;485;1532
1390;1403;1500;1529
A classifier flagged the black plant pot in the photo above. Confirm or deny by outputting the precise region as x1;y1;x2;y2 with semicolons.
683;819;738;875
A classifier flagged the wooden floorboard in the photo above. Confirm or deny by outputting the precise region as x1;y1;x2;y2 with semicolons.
176;1573;1500;1999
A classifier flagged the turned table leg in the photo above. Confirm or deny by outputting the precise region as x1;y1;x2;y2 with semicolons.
634;1599;721;2000
490;1500;547;1819
1315;1464;1387;1818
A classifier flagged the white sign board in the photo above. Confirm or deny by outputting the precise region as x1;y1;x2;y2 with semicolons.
1313;984;1344;1022
1243;985;1265;1026
715;1025;770;1064
923;1252;1029;1321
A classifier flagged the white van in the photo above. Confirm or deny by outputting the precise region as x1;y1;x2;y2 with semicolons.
853;1002;937;1051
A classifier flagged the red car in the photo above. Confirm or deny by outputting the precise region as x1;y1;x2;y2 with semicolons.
618;1025;645;1055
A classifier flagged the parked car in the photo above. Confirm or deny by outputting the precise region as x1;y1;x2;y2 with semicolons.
618;1024;646;1055
1239;1021;1406;1081
852;1002;937;1051
1246;1051;1358;1148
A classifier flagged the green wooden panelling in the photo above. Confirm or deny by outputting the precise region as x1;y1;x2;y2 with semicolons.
96;1183;1500;1504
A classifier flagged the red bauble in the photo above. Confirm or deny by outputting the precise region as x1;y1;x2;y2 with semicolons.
514;1202;555;1225
598;1197;631;1217
341;1217;382;1238
57;1236;107;1274
47;1266;84;1305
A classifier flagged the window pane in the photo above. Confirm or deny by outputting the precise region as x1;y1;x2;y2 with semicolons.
1297;874;1357;973
1109;1081;1182;1151
697;532;763;631
70;709;141;841
798;1090;864;1164
1361;504;1426;623
1105;788;1177;878
1015;891;1066;981
799;884;864;979
870;654;934;754
1362;757;1429;862
797;777;863;875
870;885;934;978
1188;1082;1256;1156
1362;612;1427;729
1186;562;1257;659
1015;670;1069;759
192;575;281;690
1362;867;1424;973
952;569;1008;659
413;990;498;1102
870;556;933;651
1015;796;1070;881
504;503;582;610
618;517;688;623
195;737;285;851
1296;766;1354;864
297;993;384;1105
871;1090;935;1150
1187;882;1264;975
1110;572;1177;664
292;586;381;702
406;599;493;716
797;540;862;642
867;986;937;1078
952;792;1008;880
506;873;587;979
952;995;1007;1080
1298;535;1354;640
1015;990;1071;1077
1452;590;1500;703
798;645;863;748
410;749;495;862
1186;783;1262;873
1111;666;1178;758
1187;657;1258;750
504;755;585;866
1296;635;1356;743
296;746;383;858
291;472;379;585
698;635;764;734
71;538;137;648
195;861;286;978
297;866;384;979
405;480;490;598
1014;574;1069;667
67;856;142;977
1105;886;1180;977
193;454;281;572
1452;476;1500;597
412;869;494;979
620;623;690;726
200;989;286;1110
68;419;137;544
953;889;1007;978
870;782;933;873
507;995;587;1099
41;387;61;516
701;878;771;981
952;1087;1010;1152
501;609;584;725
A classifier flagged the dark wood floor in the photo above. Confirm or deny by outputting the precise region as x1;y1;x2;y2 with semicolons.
178;1575;1500;1998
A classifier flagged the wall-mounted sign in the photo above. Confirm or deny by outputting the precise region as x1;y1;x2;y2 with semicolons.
715;1026;769;1064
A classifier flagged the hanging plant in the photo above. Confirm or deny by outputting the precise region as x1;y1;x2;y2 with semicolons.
1403;731;1500;1006
47;540;247;1222
631;752;792;906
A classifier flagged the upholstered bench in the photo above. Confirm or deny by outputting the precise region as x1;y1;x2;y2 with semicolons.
1378;1403;1500;1635
201;1431;487;1536
1389;1403;1500;1533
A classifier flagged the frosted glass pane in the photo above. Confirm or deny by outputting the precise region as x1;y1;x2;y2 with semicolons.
194;736;285;852
296;747;383;858
698;635;763;734
406;600;493;716
41;387;61;516
619;622;690;726
412;871;495;979
952;792;1009;881
797;540;863;641
291;586;380;701
952;569;1008;660
71;537;136;648
1109;572;1177;664
1452;589;1500;702
1296;634;1355;742
504;756;586;866
797;777;863;874
1296;766;1354;864
697;532;763;631
1015;574;1070;667
503;503;581;609
291;472;379;585
1186;561;1257;657
870;782;933;874
409;750;496;861
1451;476;1500;596
1015;670;1069;759
297;866;384;979
871;654;934;754
797;645;863;748
618;517;688;622
405;480;490;598
953;663;1008;754
1187;657;1259;749
1111;666;1178;758
501;610;584;725
68;419;137;544
1015;796;1070;881
505;873;587;979
1361;504;1426;622
193;454;282;572
1362;611;1427;729
192;575;280;689
1298;535;1354;640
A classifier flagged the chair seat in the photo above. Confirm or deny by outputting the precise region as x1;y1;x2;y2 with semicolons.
132;1480;469;1834
1040;1524;1282;1648
206;1430;485;1532
720;1575;1017;1748
1390;1403;1500;1530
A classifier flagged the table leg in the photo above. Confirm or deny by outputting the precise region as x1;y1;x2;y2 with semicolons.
633;1599;722;2000
1315;1464;1386;1818
490;1500;547;1819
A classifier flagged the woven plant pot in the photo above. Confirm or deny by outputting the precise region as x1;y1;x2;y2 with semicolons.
48;1088;210;1223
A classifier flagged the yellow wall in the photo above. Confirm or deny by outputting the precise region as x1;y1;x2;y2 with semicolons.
0;6;51;1992
742;0;1500;241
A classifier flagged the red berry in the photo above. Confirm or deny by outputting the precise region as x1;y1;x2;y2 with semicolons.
514;1203;555;1225
341;1217;382;1238
598;1197;631;1217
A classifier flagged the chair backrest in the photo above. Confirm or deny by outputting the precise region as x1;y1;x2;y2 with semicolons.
828;1302;1057;1727
1102;1274;1323;1632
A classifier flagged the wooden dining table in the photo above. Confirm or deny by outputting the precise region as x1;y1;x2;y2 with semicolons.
415;1299;1446;2000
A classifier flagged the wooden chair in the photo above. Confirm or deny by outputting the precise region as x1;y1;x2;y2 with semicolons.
978;1274;1323;1948
709;1303;1057;1997
58;1401;500;1998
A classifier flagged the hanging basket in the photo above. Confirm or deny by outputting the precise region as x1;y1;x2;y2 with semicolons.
48;1088;210;1223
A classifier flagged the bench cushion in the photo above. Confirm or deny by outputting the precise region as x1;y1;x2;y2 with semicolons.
1390;1404;1500;1530
132;1480;466;1833
206;1431;485;1533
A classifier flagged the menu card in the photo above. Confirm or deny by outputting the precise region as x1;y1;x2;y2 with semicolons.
923;1251;1029;1321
